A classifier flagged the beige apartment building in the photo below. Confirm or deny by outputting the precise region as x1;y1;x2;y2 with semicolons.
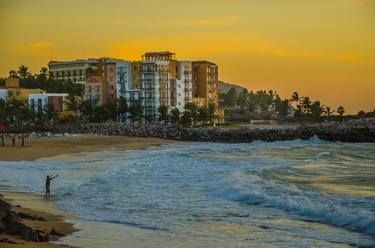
55;52;221;122
48;59;98;84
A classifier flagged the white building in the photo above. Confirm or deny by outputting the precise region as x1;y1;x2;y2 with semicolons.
28;93;69;113
115;61;134;98
176;61;193;112
48;59;99;84
140;52;179;120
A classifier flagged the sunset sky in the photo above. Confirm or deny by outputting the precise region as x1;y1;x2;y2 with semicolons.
0;0;374;113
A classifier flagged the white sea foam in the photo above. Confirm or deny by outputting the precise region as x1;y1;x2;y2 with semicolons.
1;140;374;247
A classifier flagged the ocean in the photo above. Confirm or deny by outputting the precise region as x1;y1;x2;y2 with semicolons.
0;139;374;247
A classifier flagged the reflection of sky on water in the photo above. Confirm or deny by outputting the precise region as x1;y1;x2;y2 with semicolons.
1;140;374;247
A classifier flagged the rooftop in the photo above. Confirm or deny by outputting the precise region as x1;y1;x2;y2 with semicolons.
48;59;99;66
142;51;176;61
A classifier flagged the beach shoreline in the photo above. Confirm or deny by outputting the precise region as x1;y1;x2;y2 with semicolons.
0;135;178;247
0;135;178;161
0;191;77;248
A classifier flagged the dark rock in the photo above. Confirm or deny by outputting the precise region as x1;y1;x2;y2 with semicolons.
0;238;18;244
50;227;64;237
18;212;46;221
0;198;50;242
54;118;375;143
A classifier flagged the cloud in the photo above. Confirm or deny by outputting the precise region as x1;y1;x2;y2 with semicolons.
151;17;241;28
338;0;375;5
108;32;374;65
0;41;53;57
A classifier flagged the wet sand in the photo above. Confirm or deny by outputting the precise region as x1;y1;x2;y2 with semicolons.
0;192;76;248
0;135;177;161
0;135;178;247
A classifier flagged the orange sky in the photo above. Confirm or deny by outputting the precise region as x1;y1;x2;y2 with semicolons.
0;0;374;113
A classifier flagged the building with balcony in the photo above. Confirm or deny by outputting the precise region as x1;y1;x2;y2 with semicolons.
140;51;179;120
28;93;69;113
48;59;99;84
84;76;107;106
49;52;222;122
176;61;193;112
192;61;219;107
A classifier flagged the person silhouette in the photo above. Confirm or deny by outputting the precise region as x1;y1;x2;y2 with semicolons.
45;175;59;197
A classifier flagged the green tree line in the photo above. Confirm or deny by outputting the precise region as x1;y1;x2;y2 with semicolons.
219;87;367;122
7;65;83;96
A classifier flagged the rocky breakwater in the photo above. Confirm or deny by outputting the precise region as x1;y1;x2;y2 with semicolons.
0;195;67;245
311;118;375;142
78;118;375;143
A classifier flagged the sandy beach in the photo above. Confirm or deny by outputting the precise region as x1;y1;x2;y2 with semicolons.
0;135;176;161
0;192;76;248
0;135;177;247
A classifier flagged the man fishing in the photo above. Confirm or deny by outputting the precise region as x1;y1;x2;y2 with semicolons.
45;175;59;197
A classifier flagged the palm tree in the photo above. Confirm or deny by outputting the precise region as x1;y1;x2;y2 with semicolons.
310;101;323;118
294;104;303;117
237;89;248;113
157;105;169;123
129;101;144;122
117;96;128;122
180;111;193;127
80;100;95;122
17;65;31;80
169;108;180;124
44;102;58;124
277;99;290;118
301;96;312;114
323;106;334;122
337;106;345;121
198;107;209;126
290;92;300;105
37;67;49;82
224;88;237;111
184;103;198;123
85;67;98;79
0;99;7;124
208;103;216;126
6;99;30;127
8;70;18;79
65;94;80;121
247;91;257;112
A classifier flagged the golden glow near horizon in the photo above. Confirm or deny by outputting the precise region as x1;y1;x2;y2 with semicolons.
0;0;374;113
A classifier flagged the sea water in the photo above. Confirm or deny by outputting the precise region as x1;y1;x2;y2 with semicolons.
0;139;374;247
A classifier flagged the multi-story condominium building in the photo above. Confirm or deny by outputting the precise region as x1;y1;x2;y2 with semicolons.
117;61;142;107
83;58;142;109
84;76;107;106
192;61;219;107
176;61;193;112
48;59;98;84
97;58;117;104
140;51;179;120
131;62;141;90
28;93;69;113
52;52;221;122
